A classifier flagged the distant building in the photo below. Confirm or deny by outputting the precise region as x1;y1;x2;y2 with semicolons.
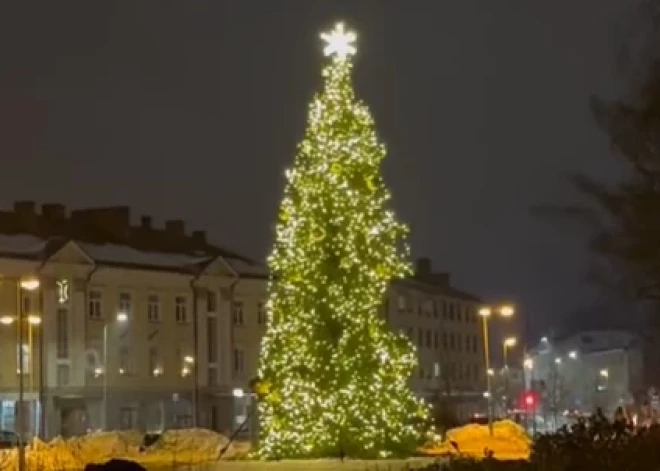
384;258;486;421
0;201;266;439
527;329;644;422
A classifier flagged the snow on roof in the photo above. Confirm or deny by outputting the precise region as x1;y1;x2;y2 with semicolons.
0;235;47;254
79;243;213;269
226;257;268;277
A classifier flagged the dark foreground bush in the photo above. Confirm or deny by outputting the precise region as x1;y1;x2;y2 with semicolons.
419;423;660;471
84;458;147;471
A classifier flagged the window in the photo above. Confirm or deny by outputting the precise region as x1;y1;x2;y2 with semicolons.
56;308;68;359
233;348;245;373
443;301;448;319
119;346;130;375
443;332;448;350
433;331;439;349
448;304;455;321
457;305;462;322
465;334;472;353
119;408;137;430
425;330;432;348
210;406;219;431
257;302;266;325
450;333;455;350
457;335;462;352
207;317;217;363
432;301;438;318
207;291;217;312
419;367;425;379
473;335;479;353
149;346;160;376
119;292;132;317
397;295;406;311
208;367;218;386
473;364;479;381
417;303;422;316
16;344;29;375
57;364;70;387
175;296;188;324
417;328;423;346
88;291;102;319
434;363;441;378
147;295;160;323
232;301;244;326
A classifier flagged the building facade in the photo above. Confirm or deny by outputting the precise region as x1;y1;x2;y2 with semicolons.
0;201;485;439
527;330;644;427
384;259;486;421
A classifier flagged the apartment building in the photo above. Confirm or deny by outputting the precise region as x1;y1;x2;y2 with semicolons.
385;258;485;420
0;201;266;439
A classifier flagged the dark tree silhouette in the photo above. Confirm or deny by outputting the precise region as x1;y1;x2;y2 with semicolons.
532;0;660;302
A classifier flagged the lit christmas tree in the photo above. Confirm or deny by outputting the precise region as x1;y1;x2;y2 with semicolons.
257;22;428;459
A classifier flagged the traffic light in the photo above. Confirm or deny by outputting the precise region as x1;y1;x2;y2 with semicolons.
523;392;536;409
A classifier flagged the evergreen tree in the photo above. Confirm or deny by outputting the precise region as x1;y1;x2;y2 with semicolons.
257;23;427;459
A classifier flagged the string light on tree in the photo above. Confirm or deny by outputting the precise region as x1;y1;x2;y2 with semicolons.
257;21;428;460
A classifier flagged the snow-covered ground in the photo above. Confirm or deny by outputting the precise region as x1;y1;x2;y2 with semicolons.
146;458;435;471
0;429;436;471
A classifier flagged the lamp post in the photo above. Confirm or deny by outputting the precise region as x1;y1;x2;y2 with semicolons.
479;304;514;435
503;337;517;369
523;357;536;435
102;312;128;430
502;337;517;414
16;277;40;471
182;355;195;426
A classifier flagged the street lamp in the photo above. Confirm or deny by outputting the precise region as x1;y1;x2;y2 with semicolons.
15;277;39;471
479;304;515;435
568;350;578;360
503;337;517;368
600;369;609;378
102;312;128;430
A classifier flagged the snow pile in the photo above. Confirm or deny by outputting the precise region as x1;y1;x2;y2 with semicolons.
421;419;532;460
0;429;240;470
142;428;238;465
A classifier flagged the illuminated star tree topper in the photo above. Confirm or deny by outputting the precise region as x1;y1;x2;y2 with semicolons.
320;22;357;60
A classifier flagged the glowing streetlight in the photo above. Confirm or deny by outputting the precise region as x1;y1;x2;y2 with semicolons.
184;355;195;365
523;358;534;370
19;278;40;291
0;315;14;325
487;368;495;376
232;388;245;398
102;311;130;430
503;337;517;368
27;315;41;326
499;305;515;317
600;369;609;378
568;350;578;359
555;357;562;365
479;303;515;435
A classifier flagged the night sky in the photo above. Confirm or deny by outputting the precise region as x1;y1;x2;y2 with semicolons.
0;1;639;341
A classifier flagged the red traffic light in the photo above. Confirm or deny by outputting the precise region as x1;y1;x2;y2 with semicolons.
523;392;536;408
